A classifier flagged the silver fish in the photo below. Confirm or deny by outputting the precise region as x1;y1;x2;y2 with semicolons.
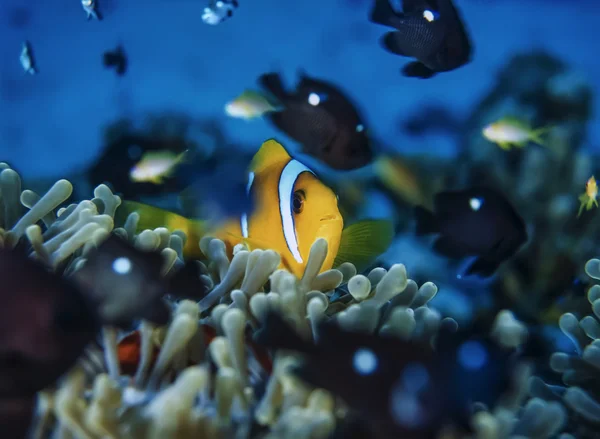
19;41;36;75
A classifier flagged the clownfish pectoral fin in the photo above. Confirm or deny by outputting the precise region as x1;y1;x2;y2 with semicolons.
249;139;293;174
334;219;395;272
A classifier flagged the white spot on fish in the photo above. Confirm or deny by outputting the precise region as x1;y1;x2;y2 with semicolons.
469;197;483;211
353;348;378;375
356;124;364;133
112;257;132;275
423;9;439;22
308;92;320;106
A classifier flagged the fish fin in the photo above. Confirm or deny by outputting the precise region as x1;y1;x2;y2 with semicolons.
249;139;292;173
258;72;288;101
414;206;438;235
333;220;394;271
577;195;588;218
402;61;437;78
529;126;552;147
463;257;502;278
432;236;470;258
369;0;398;26
497;141;513;151
380;31;410;57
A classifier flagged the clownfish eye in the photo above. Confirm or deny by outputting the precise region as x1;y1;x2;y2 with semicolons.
293;190;305;214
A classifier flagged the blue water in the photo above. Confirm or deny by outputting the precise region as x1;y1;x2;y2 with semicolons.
1;0;599;179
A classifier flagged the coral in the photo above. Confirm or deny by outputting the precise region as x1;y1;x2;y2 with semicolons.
3;161;592;439
529;257;600;439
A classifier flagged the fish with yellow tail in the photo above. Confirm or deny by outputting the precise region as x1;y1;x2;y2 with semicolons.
115;139;394;280
577;176;598;218
482;117;552;151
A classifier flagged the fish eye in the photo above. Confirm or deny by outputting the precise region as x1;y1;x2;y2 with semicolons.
356;124;364;133
293;190;305;214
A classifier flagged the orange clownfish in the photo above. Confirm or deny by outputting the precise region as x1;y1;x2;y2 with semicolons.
115;139;394;278
578;176;599;218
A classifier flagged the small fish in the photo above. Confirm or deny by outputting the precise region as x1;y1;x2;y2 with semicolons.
225;89;280;120
19;41;36;75
103;45;127;76
369;0;472;78
201;0;238;25
255;312;521;438
577;176;598;218
414;187;527;277
81;0;101;20
115;140;394;281
482;117;552;150
258;71;373;170
129;150;187;184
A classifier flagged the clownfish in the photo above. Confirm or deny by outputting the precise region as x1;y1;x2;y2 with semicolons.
115;139;394;278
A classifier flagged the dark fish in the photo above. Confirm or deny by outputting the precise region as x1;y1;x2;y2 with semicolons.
369;0;472;78
258;71;373;170
256;312;519;438
0;246;100;437
72;234;209;328
414;187;527;277
102;45;127;76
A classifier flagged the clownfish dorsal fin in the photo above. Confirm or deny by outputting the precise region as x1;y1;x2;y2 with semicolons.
250;139;293;174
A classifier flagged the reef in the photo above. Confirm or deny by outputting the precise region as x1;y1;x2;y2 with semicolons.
2;161;595;439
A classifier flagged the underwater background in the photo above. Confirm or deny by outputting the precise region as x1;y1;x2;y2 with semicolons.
2;0;600;437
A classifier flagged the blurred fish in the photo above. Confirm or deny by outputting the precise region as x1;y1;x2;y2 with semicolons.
103;45;127;76
116;140;394;280
258;71;373;170
19;41;36;75
81;0;101;20
72;234;209;328
482;117;552;150
202;0;238;25
414;187;527;277
369;0;472;78
0;246;99;400
224;89;280;120
577;175;598;218
374;155;427;206
129;150;187;184
256;312;520;438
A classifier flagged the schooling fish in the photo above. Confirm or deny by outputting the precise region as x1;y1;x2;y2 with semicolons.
115;139;393;279
225;89;280;120
103;45;127;76
483;117;552;151
129;150;187;184
256;312;519;438
81;0;101;20
369;0;472;78
19;41;36;75
414;187;527;277
577;175;598;218
258;72;373;170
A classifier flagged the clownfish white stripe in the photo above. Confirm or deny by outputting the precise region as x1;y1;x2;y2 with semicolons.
240;171;255;238
279;159;315;263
